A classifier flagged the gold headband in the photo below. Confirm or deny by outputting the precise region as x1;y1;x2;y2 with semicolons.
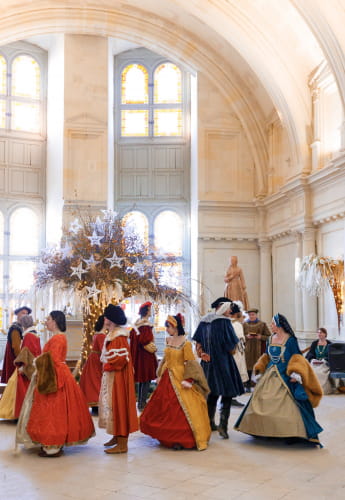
166;315;177;327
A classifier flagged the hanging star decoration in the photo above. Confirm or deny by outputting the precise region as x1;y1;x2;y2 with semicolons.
87;230;103;246
85;281;101;300
83;254;100;270
105;251;123;269
70;262;87;280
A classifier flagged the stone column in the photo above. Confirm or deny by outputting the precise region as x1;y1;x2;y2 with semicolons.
294;232;303;333
259;239;272;324
301;228;318;336
63;34;108;222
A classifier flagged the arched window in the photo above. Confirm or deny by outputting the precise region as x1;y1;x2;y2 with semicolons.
122;211;148;252
9;207;39;293
121;64;148;104
154;210;183;256
119;59;183;138
11;55;41;133
153;63;182;137
0;55;7;129
10;207;40;255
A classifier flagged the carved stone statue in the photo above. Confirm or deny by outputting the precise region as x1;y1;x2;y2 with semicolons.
224;256;249;310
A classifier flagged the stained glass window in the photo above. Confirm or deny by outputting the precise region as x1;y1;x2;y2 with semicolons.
122;211;148;252
12;101;40;133
154;63;181;104
154;211;183;256
10;207;40;255
154;109;182;136
121;64;148;104
121;110;148;137
0;55;6;94
12;55;40;99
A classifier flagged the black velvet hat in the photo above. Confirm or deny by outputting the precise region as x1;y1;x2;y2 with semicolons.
104;304;127;326
14;306;32;315
211;297;231;309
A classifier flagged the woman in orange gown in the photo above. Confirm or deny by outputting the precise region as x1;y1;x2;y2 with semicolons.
16;310;95;457
98;304;138;454
79;314;106;409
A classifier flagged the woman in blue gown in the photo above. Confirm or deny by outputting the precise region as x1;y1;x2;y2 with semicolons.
235;313;323;446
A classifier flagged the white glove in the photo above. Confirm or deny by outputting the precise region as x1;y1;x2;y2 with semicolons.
290;371;302;384
181;380;193;389
253;373;262;383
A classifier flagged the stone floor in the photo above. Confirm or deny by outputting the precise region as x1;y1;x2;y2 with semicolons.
1;392;344;500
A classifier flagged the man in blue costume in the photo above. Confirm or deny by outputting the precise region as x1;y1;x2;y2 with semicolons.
192;297;244;439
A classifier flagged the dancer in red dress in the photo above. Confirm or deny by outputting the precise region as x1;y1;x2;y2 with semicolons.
129;302;158;411
99;304;138;454
140;314;211;450
79;315;106;410
16;310;95;457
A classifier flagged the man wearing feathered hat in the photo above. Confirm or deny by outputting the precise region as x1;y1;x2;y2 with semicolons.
243;308;270;391
1;306;31;383
129;301;158;411
192;297;244;439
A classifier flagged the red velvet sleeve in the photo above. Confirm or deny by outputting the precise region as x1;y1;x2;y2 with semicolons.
103;336;130;372
138;325;154;345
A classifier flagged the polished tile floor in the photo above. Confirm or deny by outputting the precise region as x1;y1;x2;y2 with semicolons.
1;392;344;500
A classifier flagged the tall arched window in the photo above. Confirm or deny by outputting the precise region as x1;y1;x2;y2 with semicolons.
154;210;183;256
0;42;46;332
154;210;183;290
153;63;182;137
0;55;6;129
11;55;41;133
115;48;191;314
9;207;39;293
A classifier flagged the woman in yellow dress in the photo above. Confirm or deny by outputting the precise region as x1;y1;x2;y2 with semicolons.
140;314;211;450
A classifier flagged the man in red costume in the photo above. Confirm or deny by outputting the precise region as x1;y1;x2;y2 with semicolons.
129;301;158;411
99;304;138;454
1;306;31;383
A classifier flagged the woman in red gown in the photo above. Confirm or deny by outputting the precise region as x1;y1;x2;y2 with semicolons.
79;315;106;409
129;302;158;411
16;310;95;457
140;314;211;450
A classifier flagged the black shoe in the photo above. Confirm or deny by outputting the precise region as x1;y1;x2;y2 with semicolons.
231;399;245;408
210;420;218;431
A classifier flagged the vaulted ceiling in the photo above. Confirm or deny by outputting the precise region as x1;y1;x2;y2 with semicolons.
1;0;345;182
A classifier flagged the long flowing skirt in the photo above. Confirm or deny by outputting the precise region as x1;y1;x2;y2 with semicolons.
310;360;333;395
0;369;17;419
235;367;308;439
140;370;197;449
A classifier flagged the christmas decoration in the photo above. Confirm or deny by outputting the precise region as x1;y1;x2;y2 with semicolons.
297;254;344;332
28;208;193;369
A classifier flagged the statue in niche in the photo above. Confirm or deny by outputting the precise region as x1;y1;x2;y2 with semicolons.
224;256;249;310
